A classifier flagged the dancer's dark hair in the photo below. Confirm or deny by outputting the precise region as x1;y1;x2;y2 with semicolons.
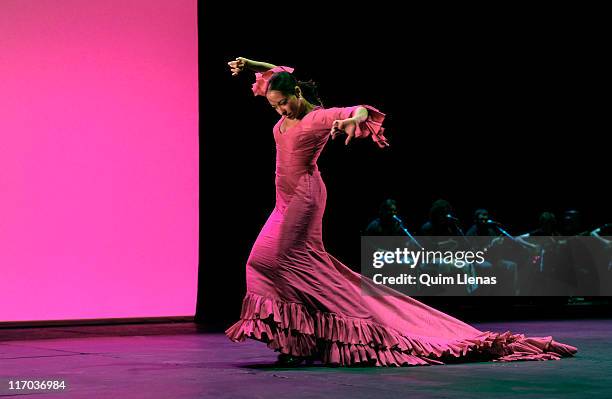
268;71;323;106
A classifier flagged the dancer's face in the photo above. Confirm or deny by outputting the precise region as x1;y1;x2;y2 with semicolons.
267;89;301;119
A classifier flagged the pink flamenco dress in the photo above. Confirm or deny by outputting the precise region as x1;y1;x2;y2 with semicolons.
225;66;578;366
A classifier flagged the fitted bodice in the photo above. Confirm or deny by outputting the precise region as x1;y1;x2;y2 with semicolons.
273;108;330;202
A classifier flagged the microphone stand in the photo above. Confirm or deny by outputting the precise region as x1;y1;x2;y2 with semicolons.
449;219;471;247
492;222;545;272
491;222;536;249
393;216;423;249
492;223;516;241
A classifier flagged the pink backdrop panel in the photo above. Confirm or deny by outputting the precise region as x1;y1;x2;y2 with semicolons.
0;0;199;322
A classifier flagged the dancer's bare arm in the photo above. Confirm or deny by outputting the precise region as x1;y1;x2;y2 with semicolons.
227;57;277;76
329;107;368;145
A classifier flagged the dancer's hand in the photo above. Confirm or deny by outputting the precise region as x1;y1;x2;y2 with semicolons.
227;57;249;76
330;118;358;145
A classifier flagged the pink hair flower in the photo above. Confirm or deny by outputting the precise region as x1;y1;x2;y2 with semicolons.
252;66;295;96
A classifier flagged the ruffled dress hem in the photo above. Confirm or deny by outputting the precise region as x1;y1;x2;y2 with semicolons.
225;292;577;367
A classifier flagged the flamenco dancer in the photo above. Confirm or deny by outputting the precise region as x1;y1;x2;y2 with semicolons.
224;57;577;367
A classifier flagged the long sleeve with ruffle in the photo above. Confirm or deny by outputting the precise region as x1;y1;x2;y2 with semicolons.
310;105;389;148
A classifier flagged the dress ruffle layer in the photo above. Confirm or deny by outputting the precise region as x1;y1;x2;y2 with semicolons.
225;292;577;367
354;105;389;148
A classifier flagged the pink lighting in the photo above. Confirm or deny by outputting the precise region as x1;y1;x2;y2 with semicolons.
0;0;199;322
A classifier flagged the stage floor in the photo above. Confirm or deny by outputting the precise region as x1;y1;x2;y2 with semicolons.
0;319;610;398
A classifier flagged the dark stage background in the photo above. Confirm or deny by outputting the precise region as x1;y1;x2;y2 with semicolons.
197;3;610;325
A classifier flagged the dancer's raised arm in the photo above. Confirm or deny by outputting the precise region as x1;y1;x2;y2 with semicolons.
227;57;277;76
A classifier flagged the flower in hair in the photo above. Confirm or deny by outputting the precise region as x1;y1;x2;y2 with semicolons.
252;66;295;96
